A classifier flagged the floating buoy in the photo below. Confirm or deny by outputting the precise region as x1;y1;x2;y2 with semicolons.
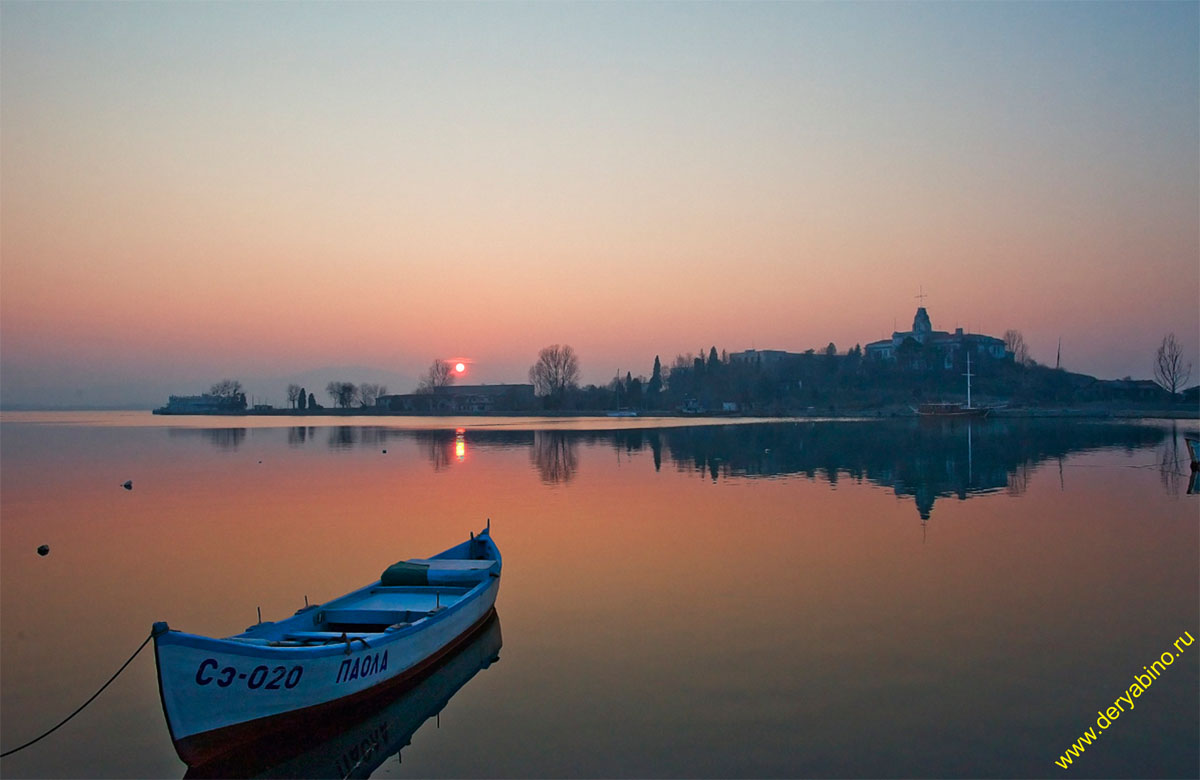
37;544;49;556
121;480;133;490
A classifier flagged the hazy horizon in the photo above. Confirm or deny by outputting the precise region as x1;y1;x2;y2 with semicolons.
3;2;1197;408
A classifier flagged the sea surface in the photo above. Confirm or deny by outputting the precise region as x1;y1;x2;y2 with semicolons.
1;412;1197;778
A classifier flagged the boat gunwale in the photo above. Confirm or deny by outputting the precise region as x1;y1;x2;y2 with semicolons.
154;533;500;661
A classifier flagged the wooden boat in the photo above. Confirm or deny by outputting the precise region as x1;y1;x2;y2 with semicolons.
153;523;501;766
184;612;502;778
914;402;989;419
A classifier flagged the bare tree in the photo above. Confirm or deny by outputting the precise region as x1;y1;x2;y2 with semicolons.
1153;333;1192;397
529;344;580;398
1003;330;1030;366
326;381;359;409
358;382;388;407
286;384;302;409
209;379;244;398
416;360;454;394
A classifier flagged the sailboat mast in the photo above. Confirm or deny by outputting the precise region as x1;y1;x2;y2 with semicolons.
964;353;973;409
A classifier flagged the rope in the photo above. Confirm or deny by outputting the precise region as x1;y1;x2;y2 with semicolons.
0;630;155;758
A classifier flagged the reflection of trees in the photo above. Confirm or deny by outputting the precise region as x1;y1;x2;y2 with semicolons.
327;427;359;449
532;431;578;485
174;422;1174;515
415;430;455;471
655;420;1166;520
167;427;246;450
1005;462;1032;497
287;427;315;446
324;427;403;451
1159;424;1188;496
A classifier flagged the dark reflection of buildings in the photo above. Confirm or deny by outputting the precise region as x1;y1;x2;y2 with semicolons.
183;613;502;779
168;427;247;450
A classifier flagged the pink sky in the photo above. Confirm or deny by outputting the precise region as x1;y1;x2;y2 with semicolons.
2;3;1196;406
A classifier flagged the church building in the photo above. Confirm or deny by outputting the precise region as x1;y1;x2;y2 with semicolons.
865;307;1009;368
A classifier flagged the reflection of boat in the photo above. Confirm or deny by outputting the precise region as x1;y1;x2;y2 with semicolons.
1185;436;1200;470
153;524;501;766
915;354;990;418
184;613;503;779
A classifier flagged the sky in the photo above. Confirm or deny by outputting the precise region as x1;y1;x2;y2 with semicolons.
2;1;1197;407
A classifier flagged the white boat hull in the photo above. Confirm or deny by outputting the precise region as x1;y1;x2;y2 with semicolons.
154;528;500;764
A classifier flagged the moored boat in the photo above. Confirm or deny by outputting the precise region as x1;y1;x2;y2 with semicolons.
183;612;503;778
153;523;500;766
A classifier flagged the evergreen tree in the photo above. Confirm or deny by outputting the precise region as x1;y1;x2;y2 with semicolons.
647;356;663;407
298;387;307;410
628;377;643;408
308;391;317;409
708;346;719;370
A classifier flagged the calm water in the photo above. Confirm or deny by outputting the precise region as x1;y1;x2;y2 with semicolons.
1;413;1197;778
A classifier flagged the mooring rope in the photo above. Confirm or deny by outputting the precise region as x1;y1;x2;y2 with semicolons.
0;630;155;758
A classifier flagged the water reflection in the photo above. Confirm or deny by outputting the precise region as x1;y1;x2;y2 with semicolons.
286;427;315;446
1158;423;1192;497
531;431;578;485
325;427;400;450
657;419;1168;519
184;613;502;779
174;420;1174;518
168;427;247;450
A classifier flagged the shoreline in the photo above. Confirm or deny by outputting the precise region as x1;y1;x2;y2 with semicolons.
144;406;1200;420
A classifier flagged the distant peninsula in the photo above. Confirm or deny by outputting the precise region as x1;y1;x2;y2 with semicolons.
155;306;1198;419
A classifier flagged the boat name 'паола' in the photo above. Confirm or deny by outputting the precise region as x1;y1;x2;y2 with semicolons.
336;650;389;684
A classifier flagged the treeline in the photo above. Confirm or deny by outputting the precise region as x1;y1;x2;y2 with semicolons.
279;382;388;410
536;342;1053;413
543;344;884;413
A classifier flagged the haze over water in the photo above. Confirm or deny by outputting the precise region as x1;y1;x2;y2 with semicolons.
1;414;1196;777
2;2;1198;407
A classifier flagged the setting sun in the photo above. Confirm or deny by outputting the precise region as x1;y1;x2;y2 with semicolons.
455;362;466;374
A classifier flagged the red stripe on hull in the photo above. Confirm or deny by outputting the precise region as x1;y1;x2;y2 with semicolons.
169;606;497;766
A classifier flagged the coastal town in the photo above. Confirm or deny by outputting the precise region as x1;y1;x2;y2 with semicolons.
156;305;1197;418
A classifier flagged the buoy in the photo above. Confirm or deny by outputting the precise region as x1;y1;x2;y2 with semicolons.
37;544;49;556
121;480;133;490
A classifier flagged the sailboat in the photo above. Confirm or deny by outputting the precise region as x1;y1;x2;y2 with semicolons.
915;354;990;418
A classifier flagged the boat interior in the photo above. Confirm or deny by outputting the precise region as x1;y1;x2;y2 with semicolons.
230;548;497;648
